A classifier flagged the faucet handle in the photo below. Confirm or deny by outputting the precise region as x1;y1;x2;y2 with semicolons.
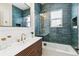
7;35;11;38
21;33;26;41
1;38;6;41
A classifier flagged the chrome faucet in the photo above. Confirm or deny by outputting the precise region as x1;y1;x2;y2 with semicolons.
21;33;26;43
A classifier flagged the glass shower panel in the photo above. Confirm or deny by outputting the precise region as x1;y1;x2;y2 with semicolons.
71;3;78;52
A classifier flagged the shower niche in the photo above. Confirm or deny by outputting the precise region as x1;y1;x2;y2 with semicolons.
72;16;77;28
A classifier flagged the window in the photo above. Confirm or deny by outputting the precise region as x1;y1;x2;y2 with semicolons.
24;15;30;27
50;9;63;27
26;15;30;27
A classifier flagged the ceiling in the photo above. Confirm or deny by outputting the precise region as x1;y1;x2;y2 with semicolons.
13;3;30;10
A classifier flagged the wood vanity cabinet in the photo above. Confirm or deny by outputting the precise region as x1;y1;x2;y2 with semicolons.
16;39;42;56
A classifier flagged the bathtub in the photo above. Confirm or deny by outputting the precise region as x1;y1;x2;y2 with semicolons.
42;41;78;56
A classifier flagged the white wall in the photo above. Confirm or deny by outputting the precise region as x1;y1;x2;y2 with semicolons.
0;27;32;44
30;3;35;35
0;3;12;26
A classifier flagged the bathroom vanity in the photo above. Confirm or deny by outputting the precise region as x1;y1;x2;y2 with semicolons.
16;38;42;56
0;3;42;56
0;37;42;56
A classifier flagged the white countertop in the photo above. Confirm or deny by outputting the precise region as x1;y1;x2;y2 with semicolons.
0;37;42;56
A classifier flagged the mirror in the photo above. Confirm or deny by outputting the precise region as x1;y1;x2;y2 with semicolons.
12;3;31;27
0;3;31;27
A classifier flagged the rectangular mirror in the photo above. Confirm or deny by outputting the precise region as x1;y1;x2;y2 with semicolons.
12;3;31;27
0;3;31;27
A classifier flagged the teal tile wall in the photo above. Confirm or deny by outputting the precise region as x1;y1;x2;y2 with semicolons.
35;3;78;48
23;9;30;17
71;28;78;48
40;3;72;45
12;5;30;27
12;5;23;27
35;3;41;36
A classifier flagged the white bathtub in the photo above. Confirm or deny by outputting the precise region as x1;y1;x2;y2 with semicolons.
42;41;78;56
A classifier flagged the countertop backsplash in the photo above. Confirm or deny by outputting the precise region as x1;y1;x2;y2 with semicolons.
0;27;32;47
